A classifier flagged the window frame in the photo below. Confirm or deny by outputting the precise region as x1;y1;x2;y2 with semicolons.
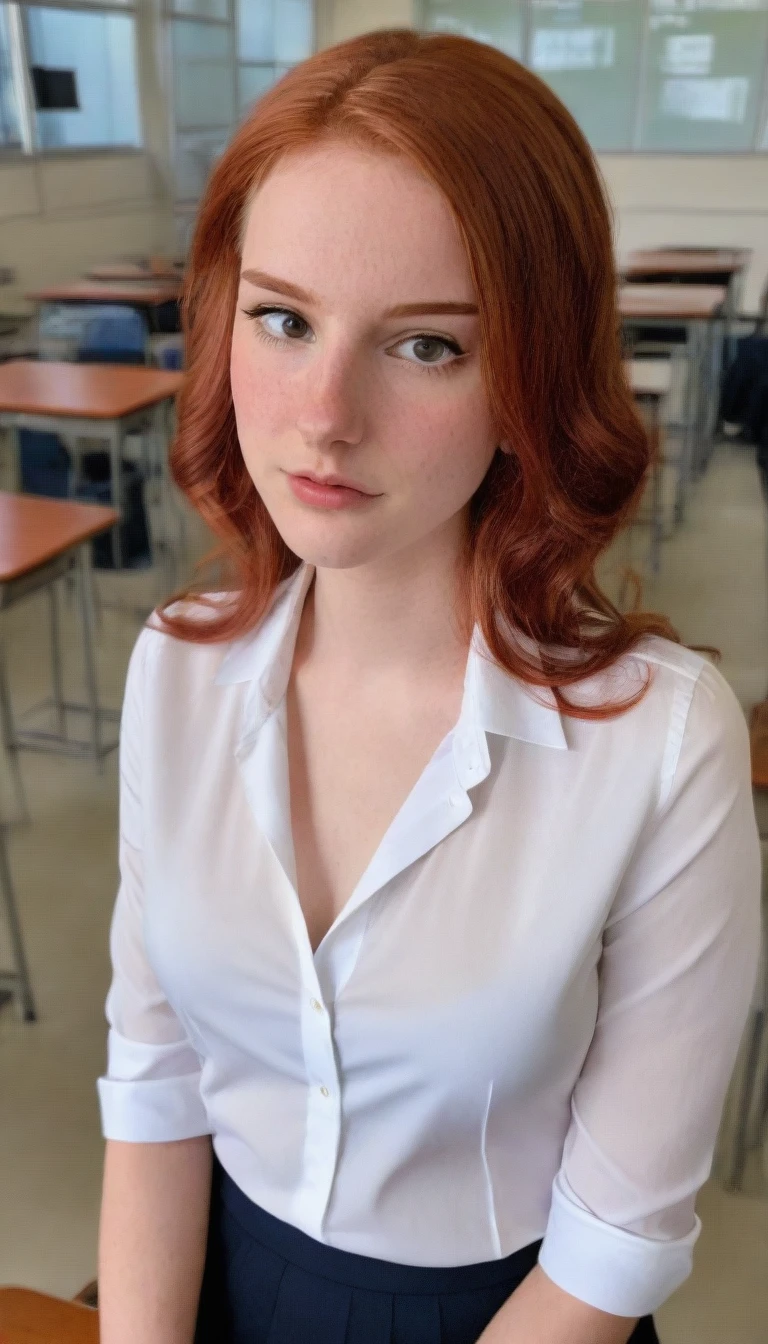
0;0;144;158
164;0;316;205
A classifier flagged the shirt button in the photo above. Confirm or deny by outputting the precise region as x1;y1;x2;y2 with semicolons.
310;998;323;1013
319;1085;330;1098
449;792;463;808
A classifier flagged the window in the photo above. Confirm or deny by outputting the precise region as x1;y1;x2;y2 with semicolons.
529;1;643;152
639;0;768;152
167;0;314;203
421;0;524;58
0;4;23;148
419;0;768;151
25;5;141;149
0;0;141;153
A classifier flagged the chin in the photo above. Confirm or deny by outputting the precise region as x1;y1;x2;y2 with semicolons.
271;510;388;572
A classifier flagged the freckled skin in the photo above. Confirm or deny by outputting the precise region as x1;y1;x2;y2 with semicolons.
230;140;501;572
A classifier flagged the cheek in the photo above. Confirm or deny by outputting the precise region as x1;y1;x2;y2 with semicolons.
229;332;290;440
389;380;496;494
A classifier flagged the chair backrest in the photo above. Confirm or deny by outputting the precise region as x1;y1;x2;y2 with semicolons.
79;305;146;364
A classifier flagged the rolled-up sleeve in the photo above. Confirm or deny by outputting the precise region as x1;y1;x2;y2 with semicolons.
97;628;212;1143
538;660;762;1317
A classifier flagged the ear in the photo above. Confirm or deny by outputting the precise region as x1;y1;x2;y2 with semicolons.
498;440;513;455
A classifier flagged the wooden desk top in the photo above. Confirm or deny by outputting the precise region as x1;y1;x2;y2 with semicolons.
0;360;183;420
0;1287;98;1343
619;284;727;320
28;280;181;306
0;492;119;583
87;263;183;284
626;359;672;399
623;248;748;278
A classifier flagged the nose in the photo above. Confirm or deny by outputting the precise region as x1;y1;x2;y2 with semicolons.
294;343;365;453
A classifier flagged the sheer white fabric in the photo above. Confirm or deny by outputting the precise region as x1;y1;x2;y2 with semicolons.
98;563;761;1316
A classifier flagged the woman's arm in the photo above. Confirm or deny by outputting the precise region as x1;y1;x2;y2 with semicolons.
98;1137;212;1344
477;1264;638;1344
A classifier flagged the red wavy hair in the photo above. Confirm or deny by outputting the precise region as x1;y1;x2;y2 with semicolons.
160;27;681;719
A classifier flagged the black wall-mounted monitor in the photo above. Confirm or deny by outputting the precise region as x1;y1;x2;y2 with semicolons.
30;67;79;111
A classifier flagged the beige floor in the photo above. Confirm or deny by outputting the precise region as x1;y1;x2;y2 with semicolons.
0;439;767;1340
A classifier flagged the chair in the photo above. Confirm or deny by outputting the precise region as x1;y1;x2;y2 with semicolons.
77;306;147;365
0;1286;98;1343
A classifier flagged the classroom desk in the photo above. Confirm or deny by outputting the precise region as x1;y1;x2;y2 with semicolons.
27;279;181;342
0;1287;98;1342
86;262;183;283
0;492;118;1022
619;284;726;521
0;360;183;570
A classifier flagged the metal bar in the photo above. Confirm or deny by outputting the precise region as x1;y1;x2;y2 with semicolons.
77;545;102;768
48;580;66;738
0;822;36;1021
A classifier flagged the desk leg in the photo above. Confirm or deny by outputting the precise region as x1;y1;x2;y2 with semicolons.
48;581;66;739
108;422;124;571
650;400;663;577
674;320;697;525
0;613;29;824
0;823;36;1022
77;546;102;769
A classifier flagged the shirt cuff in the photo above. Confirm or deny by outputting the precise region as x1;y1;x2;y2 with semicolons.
98;1030;211;1142
537;1172;702;1317
98;1072;212;1142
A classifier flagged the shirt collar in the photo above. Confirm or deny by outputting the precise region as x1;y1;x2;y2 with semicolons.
215;563;567;751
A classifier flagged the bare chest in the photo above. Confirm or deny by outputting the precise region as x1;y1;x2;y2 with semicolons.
286;681;460;953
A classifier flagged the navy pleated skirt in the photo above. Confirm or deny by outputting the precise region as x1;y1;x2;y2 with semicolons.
195;1157;661;1344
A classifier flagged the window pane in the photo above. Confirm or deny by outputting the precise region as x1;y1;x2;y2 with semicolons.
238;62;278;111
172;19;235;129
528;0;642;151
421;0;524;59
173;126;230;199
238;0;312;64
0;4;22;148
639;0;768;151
171;0;228;17
25;7;141;149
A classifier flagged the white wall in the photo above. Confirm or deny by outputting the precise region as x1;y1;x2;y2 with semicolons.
0;152;172;313
600;155;768;310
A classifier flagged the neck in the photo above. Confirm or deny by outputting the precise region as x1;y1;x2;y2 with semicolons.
299;525;471;681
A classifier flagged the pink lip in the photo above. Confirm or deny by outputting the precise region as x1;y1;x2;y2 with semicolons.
286;472;378;510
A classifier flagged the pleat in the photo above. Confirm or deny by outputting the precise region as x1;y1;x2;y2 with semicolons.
391;1293;442;1344
345;1288;394;1344
266;1260;352;1344
226;1234;286;1344
437;1284;511;1344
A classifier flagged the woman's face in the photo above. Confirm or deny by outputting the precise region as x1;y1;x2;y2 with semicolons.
231;140;499;571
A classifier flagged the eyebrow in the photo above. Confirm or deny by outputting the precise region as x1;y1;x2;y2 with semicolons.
240;269;478;318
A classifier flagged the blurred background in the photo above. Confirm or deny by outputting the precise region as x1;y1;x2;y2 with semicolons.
0;3;767;1342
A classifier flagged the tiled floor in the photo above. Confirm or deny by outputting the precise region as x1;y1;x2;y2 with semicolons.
0;438;766;1339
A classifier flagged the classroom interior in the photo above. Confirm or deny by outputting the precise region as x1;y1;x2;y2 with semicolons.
1;1;768;1341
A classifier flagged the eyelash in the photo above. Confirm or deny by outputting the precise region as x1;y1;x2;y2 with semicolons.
241;304;466;375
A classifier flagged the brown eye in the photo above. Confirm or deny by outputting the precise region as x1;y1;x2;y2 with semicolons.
412;337;448;363
259;309;310;340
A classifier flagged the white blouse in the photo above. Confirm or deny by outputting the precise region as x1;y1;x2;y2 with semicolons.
98;562;762;1319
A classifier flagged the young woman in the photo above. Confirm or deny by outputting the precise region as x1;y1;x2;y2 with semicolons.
97;29;761;1344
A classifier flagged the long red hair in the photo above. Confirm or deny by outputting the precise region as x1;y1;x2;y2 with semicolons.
160;27;681;719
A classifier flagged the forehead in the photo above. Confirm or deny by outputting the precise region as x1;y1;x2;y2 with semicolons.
239;141;475;307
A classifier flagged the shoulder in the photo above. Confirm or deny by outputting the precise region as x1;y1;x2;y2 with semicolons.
125;594;237;695
559;635;749;807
